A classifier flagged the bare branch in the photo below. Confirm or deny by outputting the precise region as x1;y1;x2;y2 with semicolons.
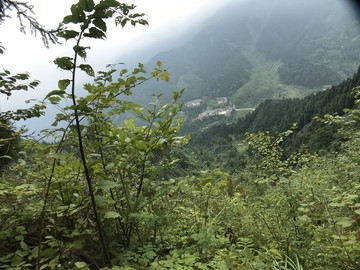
0;0;62;47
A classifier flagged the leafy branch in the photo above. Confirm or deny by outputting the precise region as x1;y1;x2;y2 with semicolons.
49;0;152;266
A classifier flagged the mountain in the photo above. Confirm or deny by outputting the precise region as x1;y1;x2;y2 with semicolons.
178;66;360;173
129;0;360;109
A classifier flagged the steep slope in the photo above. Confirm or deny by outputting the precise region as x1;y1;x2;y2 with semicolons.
129;0;360;109
256;0;358;88
182;66;360;172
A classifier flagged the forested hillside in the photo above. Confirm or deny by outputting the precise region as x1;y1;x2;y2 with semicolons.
128;0;360;108
1;0;360;269
182;66;360;171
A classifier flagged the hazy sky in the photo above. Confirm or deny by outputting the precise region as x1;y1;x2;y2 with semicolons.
0;0;235;114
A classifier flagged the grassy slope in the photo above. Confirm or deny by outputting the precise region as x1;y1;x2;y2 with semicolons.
231;33;321;108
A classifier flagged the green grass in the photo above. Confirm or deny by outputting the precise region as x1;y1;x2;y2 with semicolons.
231;52;315;108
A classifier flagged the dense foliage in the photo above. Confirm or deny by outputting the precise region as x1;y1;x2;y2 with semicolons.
187;65;360;166
1;0;360;269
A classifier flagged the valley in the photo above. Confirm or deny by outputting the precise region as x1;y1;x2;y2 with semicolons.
1;0;360;269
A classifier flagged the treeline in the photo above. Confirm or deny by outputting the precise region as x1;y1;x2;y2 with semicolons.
232;65;360;151
236;66;360;133
278;57;342;88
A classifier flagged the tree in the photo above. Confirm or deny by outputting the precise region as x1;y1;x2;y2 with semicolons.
1;0;187;269
0;0;63;168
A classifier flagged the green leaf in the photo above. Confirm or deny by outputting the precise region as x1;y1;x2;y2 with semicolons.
84;27;106;39
0;155;13;160
104;211;120;219
20;241;28;251
93;8;111;19
93;18;107;32
63;15;79;24
45;90;66;100
94;0;120;11
77;103;93;113
124;118;136;131
79;64;95;77
337;218;353;228
14;73;30;80
135;141;147;150
58;79;71;90
98;180;120;191
15;235;24;241
105;163;115;170
29;80;40;88
73;45;90;59
332;234;348;240
329;202;346;207
48;96;62;104
75;261;88;268
355;209;360;215
58;30;79;40
71;4;86;23
79;0;95;12
119;68;128;76
160;70;170;82
54;57;74;70
144;250;157;260
119;17;128;28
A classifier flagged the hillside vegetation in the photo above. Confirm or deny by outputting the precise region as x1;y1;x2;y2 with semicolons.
129;0;360;109
1;0;360;269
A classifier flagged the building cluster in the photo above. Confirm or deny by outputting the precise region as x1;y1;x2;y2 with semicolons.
216;97;228;105
184;97;233;121
185;99;202;108
185;97;229;108
196;106;233;121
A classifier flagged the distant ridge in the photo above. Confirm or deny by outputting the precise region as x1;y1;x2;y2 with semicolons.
127;0;360;110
